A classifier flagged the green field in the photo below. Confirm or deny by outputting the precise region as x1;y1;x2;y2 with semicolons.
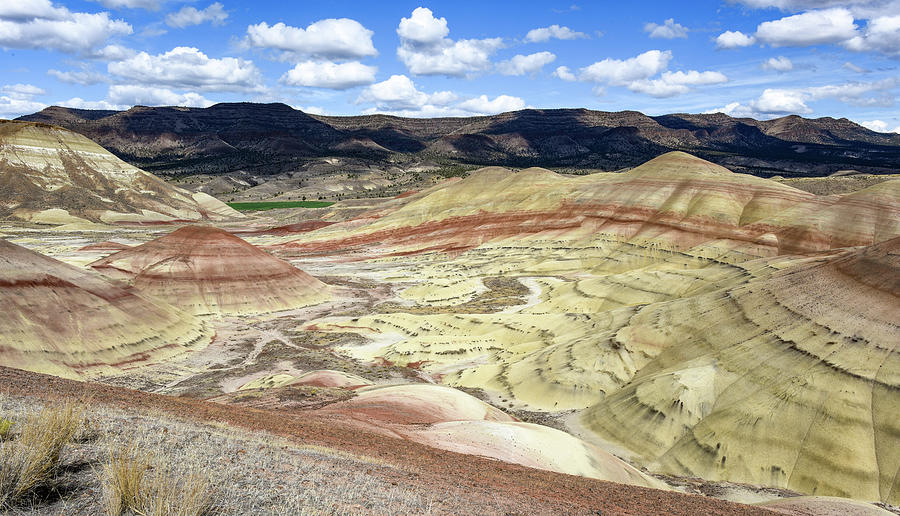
227;200;335;211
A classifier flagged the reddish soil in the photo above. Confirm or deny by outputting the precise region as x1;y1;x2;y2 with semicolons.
76;241;131;252
272;203;789;259
115;219;196;226
394;189;420;199
0;366;778;515
273;175;897;258
236;220;336;235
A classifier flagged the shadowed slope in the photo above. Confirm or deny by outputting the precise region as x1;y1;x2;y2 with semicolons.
0;239;211;379
90;225;330;315
0;120;240;224
20;104;900;176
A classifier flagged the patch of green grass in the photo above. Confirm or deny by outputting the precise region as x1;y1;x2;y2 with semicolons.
0;419;13;440
226;200;335;211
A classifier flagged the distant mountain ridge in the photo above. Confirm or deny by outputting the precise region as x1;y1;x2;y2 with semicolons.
17;103;900;178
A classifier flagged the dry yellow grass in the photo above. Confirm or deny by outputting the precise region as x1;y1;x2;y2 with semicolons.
101;445;213;516
0;394;448;514
0;402;85;508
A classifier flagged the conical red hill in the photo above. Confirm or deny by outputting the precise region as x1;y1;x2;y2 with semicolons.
0;239;211;379
90;225;330;315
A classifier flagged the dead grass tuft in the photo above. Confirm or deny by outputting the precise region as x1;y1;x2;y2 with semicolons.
0;402;85;508
101;445;213;516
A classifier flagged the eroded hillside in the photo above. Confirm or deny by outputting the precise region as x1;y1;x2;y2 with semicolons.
2;150;898;513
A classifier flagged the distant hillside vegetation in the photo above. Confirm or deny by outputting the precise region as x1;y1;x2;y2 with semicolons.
18;103;900;178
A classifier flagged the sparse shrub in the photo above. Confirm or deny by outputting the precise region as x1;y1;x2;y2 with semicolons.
0;402;85;508
100;445;149;515
101;445;213;516
0;418;13;440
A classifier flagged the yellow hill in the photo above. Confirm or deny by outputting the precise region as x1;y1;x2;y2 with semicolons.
0;120;241;224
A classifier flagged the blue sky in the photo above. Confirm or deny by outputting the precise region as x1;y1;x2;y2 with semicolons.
0;0;898;132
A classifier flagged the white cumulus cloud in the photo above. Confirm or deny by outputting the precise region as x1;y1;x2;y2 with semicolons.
0;96;48;118
708;78;897;118
580;50;672;85
106;85;212;107
357;74;455;109
844;14;900;55
280;61;376;89
755;8;858;46
89;44;137;60
716;30;756;48
2;84;46;98
762;56;793;71
859;119;900;133
0;83;47;117
0;0;68;20
166;2;227;28
57;97;126;110
524;24;587;42
553;66;577;81
108;46;262;91
397;6;449;44
496;52;556;76
704;101;761;118
246;19;377;61
628;70;728;98
721;4;899;56
0;4;132;55
457;94;525;114
396;7;503;77
356;74;523;117
644;19;689;39
751;88;812;113
576;50;726;98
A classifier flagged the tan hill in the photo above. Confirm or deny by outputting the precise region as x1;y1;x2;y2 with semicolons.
0;238;210;379
90;225;330;315
276;152;899;257
0;120;241;224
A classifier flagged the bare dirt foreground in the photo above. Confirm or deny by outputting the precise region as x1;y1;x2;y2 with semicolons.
0;366;777;516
